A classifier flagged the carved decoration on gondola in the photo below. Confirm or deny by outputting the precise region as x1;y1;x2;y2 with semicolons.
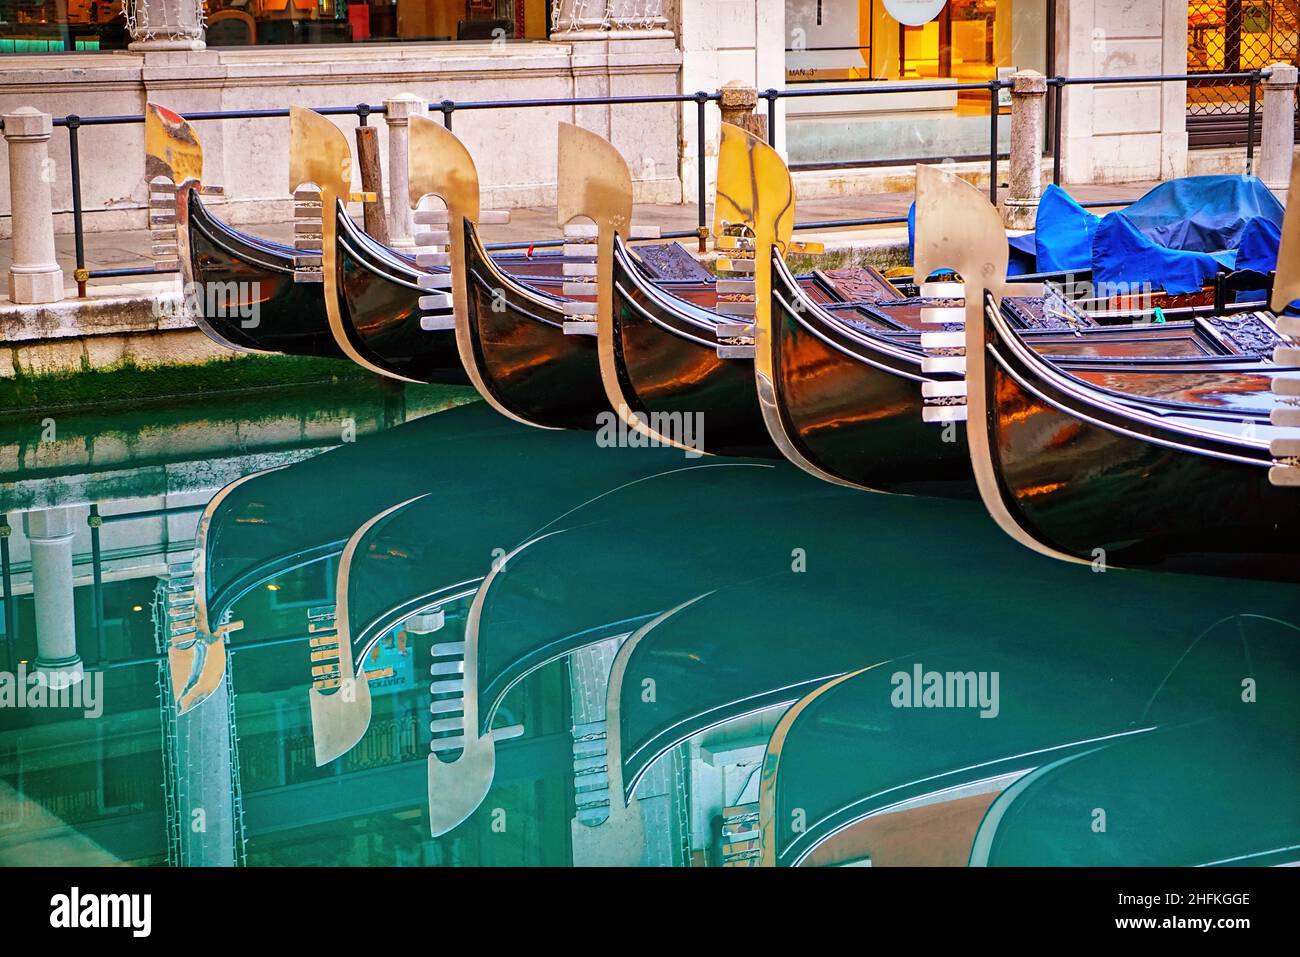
166;474;253;715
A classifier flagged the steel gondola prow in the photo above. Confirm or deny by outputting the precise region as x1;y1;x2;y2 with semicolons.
556;122;702;454
286;108;396;379
912;164;1085;567
715;123;851;485
405;114;540;427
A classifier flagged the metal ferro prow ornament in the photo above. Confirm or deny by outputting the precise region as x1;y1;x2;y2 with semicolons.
309;498;426;766
166;474;253;715
286;108;393;378
143;104;207;310
556;122;694;453
718;123;848;486
912;163;1085;567
406;114;541;427
423;532;559;837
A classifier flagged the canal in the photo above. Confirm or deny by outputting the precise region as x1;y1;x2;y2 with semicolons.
0;383;1296;867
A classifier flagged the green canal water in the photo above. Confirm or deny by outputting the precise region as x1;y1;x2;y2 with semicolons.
0;382;1296;867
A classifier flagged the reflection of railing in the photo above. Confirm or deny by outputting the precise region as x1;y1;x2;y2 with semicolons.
0;69;1277;297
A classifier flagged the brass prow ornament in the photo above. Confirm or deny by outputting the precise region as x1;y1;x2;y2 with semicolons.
555;122;696;453
405;114;538;427
286;108;393;379
717;123;851;488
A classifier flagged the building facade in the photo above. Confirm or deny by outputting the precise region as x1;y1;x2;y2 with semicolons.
0;0;1295;236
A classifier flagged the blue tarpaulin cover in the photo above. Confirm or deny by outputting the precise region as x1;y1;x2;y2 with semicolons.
1032;185;1099;274
909;175;1283;294
1090;175;1283;294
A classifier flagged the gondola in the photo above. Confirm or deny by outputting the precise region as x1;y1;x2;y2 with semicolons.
146;103;341;359
959;281;1298;579
408;114;610;428
758;598;1299;866
741;133;1289;498
150;103;673;381
560;123;878;457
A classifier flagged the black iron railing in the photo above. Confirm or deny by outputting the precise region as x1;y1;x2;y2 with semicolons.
0;69;1274;296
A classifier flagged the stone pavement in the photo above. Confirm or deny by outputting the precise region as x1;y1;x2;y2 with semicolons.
0;182;1157;299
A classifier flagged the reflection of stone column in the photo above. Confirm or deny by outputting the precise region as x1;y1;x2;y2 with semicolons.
1002;70;1046;230
384;94;426;249
174;679;236;866
1259;63;1297;194
22;508;81;688
3;108;63;305
125;0;206;52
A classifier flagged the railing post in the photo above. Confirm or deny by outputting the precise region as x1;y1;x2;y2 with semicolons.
3;108;64;304
988;80;1000;204
383;93;426;249
1002;70;1047;229
719;81;766;141
1259;62;1297;194
695;91;710;253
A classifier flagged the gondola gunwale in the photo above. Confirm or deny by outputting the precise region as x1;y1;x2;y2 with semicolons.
186;189;299;356
981;291;1277;466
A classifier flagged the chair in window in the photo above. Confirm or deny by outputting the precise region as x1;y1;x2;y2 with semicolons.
457;18;514;41
207;9;257;46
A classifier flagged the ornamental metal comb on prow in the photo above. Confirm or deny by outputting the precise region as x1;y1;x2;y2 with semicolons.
554;122;660;338
712;122;823;361
143;103;223;277
404;116;510;335
912;162;1042;426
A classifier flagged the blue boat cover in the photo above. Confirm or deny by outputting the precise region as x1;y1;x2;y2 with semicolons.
1032;185;1099;274
909;175;1283;294
1090;175;1283;294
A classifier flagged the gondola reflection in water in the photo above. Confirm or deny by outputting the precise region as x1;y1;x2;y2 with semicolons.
4;400;1288;866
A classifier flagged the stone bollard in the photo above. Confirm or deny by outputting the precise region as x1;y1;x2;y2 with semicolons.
4;108;64;304
1258;62;1297;194
719;81;767;142
383;93;426;249
1001;70;1047;230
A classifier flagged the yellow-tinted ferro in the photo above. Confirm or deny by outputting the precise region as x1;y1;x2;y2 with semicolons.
557;122;706;452
288;108;400;381
144;103;203;189
722;123;857;487
406;115;549;427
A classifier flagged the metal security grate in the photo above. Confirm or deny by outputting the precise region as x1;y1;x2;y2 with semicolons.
1189;1;1299;147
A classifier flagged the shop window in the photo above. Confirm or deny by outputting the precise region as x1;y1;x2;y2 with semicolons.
783;0;1047;168
0;0;544;53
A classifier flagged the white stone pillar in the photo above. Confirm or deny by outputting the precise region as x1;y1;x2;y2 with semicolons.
1002;70;1047;230
22;508;82;689
1259;62;1297;194
4;108;64;305
383;94;426;249
125;0;205;51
